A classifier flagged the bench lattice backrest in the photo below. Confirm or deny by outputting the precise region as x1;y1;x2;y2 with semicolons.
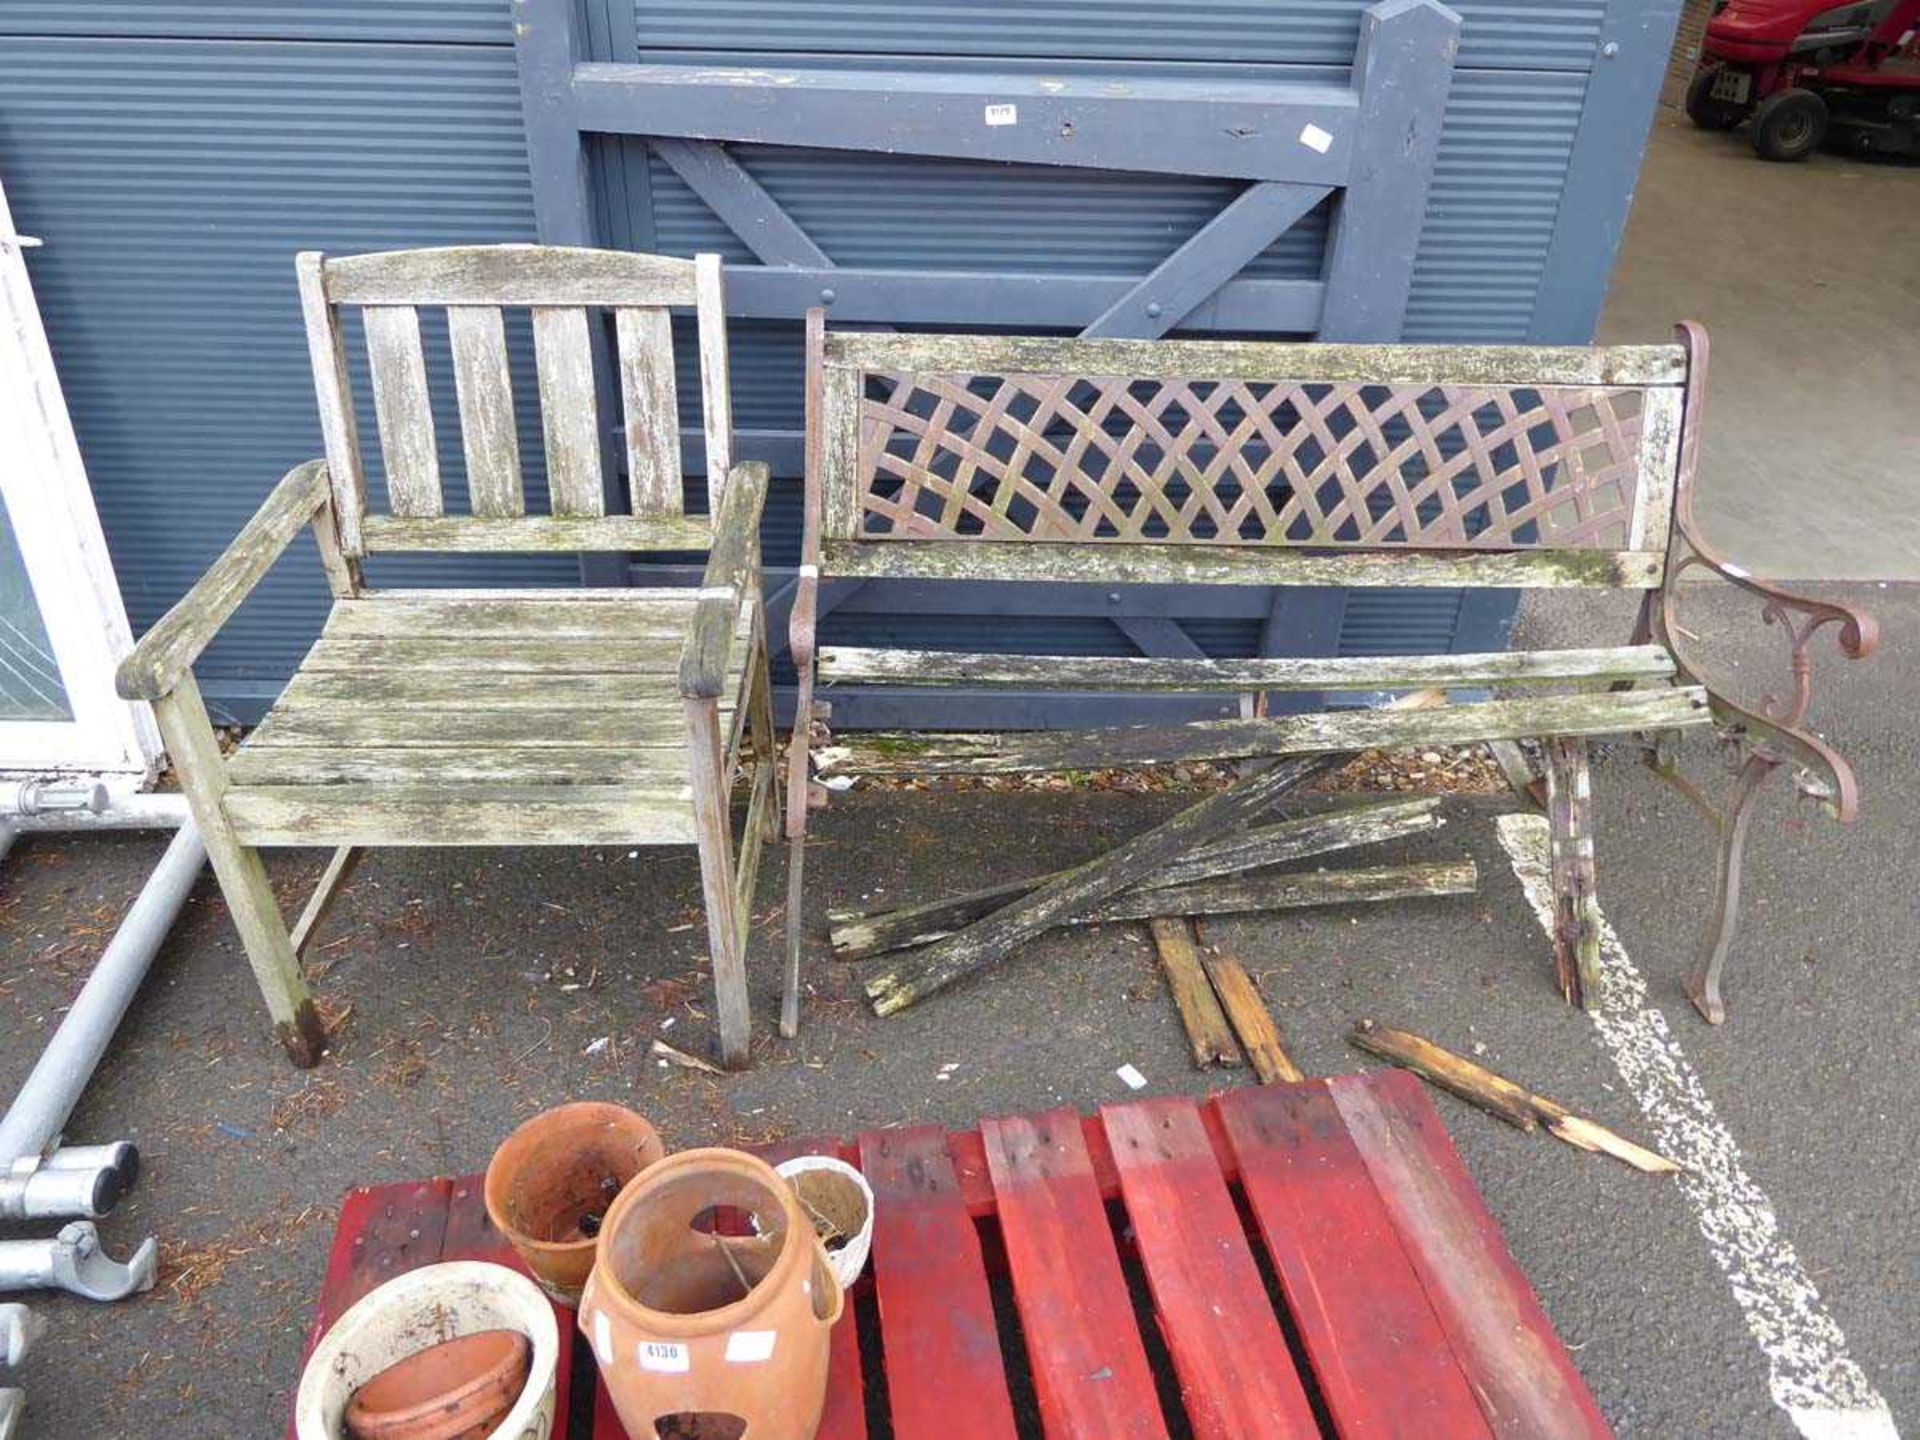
298;244;729;558
810;332;1692;590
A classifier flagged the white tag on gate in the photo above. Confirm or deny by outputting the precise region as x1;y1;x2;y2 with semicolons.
1299;122;1334;154
984;103;1018;126
639;1340;691;1373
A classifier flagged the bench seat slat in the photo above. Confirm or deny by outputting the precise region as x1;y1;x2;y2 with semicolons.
817;686;1710;776
818;644;1675;693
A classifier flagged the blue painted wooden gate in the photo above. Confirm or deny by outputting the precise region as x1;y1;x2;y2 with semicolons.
516;0;1483;728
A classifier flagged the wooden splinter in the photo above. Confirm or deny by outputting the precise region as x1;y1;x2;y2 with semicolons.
1349;1021;1680;1174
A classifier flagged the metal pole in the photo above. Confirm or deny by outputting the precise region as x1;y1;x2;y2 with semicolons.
0;823;205;1168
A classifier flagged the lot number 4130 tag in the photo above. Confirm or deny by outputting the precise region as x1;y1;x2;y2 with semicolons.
639;1341;691;1373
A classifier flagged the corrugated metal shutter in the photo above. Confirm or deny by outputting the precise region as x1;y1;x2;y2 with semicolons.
629;2;1610;70
0;28;559;720
0;1;1662;718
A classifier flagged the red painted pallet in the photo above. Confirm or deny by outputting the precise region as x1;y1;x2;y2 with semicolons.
290;1071;1612;1439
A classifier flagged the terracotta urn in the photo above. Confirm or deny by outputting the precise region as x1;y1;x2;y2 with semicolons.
485;1102;666;1305
344;1328;529;1440
579;1148;844;1440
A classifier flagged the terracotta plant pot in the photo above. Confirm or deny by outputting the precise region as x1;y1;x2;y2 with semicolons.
579;1148;843;1440
774;1156;874;1292
293;1261;558;1440
485;1102;666;1304
345;1328;530;1440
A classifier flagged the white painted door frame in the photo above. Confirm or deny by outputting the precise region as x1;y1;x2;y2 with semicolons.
0;176;161;787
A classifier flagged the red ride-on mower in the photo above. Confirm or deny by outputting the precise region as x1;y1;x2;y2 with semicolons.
1688;0;1920;160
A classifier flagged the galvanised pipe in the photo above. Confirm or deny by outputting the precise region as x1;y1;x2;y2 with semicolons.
0;823;205;1171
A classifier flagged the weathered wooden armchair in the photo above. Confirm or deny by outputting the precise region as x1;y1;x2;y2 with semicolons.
117;245;776;1069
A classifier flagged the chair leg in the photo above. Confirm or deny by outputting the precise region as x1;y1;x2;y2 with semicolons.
153;680;325;1068
207;835;328;1068
685;695;752;1068
1543;736;1603;1008
748;629;781;845
1686;752;1778;1025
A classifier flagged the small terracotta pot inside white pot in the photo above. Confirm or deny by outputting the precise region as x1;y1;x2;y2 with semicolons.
294;1261;558;1440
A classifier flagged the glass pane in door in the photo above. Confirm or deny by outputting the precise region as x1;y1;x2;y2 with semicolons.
0;488;72;720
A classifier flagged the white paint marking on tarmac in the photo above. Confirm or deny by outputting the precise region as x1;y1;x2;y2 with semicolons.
1497;814;1898;1440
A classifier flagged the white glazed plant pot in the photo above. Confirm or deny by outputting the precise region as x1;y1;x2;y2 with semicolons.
775;1155;875;1292
293;1260;559;1440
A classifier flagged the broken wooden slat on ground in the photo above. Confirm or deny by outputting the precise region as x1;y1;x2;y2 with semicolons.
862;693;1451;1015
818;686;1710;777
1197;928;1304;1084
1349;1021;1539;1130
1069;863;1477;925
828;796;1443;961
651;1038;724;1075
1148;918;1241;1069
1349;1022;1680;1174
854;864;1475;975
864;753;1335;1015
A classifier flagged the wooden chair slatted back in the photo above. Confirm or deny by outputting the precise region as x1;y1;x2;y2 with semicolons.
297;244;730;555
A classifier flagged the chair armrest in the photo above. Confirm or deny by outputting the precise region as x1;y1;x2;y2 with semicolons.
115;460;333;702
1650;507;1878;820
679;461;769;701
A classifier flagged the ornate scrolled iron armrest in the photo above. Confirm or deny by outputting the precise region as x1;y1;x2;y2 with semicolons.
1649;515;1877;821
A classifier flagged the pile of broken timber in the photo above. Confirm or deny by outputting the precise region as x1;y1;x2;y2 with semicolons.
834;772;1478;1022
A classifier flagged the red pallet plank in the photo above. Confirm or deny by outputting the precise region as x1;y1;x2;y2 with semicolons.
1102;1098;1320;1440
981;1109;1169;1440
592;1377;627;1439
948;1108;1242;1219
859;1125;1018;1440
441;1174;575;1440
1330;1071;1614;1440
757;1136;869;1440
285;1178;453;1440
1217;1083;1494;1440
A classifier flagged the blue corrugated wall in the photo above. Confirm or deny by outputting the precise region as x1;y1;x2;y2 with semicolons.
0;1;1679;721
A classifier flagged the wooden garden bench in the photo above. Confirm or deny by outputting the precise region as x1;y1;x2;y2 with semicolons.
118;245;777;1069
784;317;1875;1027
